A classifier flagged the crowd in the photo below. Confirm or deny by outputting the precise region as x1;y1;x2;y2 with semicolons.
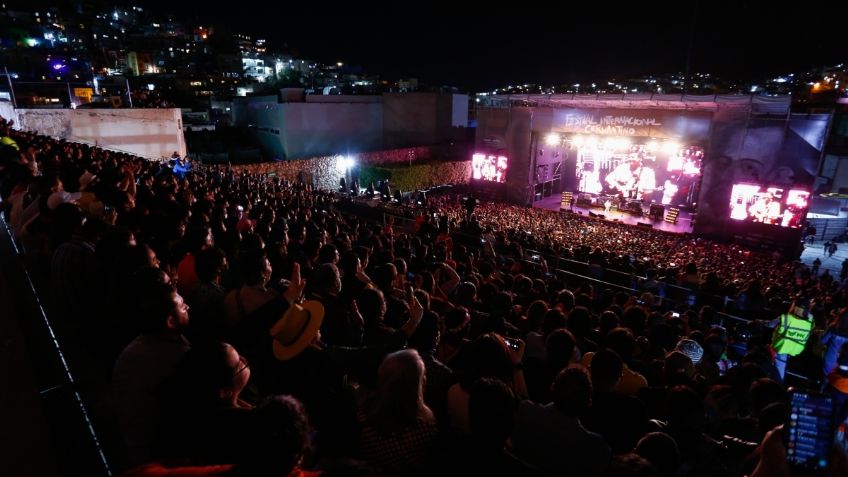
0;115;847;477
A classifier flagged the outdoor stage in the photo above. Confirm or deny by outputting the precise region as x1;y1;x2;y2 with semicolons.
532;195;696;234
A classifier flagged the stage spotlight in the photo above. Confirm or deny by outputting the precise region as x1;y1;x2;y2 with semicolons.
336;155;355;172
646;140;659;152
545;133;561;146
614;137;631;150
662;141;681;154
572;135;585;148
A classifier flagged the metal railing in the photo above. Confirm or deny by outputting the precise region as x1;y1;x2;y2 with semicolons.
0;216;112;476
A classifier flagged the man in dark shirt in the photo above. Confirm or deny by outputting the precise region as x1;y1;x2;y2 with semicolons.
582;348;648;454
513;367;610;476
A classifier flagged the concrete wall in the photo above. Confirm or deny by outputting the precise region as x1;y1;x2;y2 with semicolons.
5;107;185;159
383;93;439;147
235;93;467;159
452;94;469;127
247;101;383;159
248;102;287;160
232;96;276;126
0;101;15;124
305;95;381;104
383;93;468;148
283;102;382;158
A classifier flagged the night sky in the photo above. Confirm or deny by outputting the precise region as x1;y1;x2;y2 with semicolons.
135;2;846;91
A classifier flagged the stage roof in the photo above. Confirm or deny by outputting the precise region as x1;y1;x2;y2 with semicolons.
479;93;791;114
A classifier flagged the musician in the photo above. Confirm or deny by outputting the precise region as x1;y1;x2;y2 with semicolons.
605;154;656;199
747;194;781;224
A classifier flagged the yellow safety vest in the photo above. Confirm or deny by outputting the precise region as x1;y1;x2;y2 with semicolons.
772;313;813;356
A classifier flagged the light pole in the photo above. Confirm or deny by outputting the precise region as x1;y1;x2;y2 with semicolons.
4;66;17;108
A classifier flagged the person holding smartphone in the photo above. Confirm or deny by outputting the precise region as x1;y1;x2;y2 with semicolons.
749;390;848;477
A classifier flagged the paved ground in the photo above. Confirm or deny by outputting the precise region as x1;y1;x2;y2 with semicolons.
799;241;848;276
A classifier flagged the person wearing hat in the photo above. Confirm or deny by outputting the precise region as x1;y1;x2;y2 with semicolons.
270;291;424;431
675;338;704;366
270;299;327;362
75;169;99;214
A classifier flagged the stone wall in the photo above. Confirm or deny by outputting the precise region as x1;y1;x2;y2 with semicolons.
232;145;472;192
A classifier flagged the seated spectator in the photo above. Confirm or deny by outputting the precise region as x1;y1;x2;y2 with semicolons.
513;367;610;476
358;349;438;476
634;432;680;477
155;341;254;462
582;348;648;454
663;385;729;476
447;333;526;433
446;378;542;476
602;453;659;477
123;395;320;477
407;303;454;424
581;328;648;396
524;328;577;403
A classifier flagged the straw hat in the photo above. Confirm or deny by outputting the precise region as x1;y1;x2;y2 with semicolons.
270;300;324;361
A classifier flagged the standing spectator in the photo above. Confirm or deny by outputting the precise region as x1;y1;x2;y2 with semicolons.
112;282;191;464
184;247;228;342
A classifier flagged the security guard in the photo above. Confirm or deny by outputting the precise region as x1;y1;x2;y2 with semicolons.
771;298;814;380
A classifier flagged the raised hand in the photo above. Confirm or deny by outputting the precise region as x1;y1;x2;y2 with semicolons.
283;262;306;305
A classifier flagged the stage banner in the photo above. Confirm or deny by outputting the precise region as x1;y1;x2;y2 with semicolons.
549;109;713;140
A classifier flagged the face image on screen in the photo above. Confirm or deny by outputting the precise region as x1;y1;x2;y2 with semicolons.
568;136;702;207
472;153;508;183
728;183;809;228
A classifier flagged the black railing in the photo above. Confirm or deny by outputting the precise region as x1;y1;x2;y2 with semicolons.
0;216;112;476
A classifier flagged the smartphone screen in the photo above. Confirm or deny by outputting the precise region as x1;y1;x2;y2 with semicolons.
785;389;835;472
504;338;520;352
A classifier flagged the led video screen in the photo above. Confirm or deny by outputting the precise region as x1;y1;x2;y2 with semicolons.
472;153;508;183
728;183;809;228
570;136;702;207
